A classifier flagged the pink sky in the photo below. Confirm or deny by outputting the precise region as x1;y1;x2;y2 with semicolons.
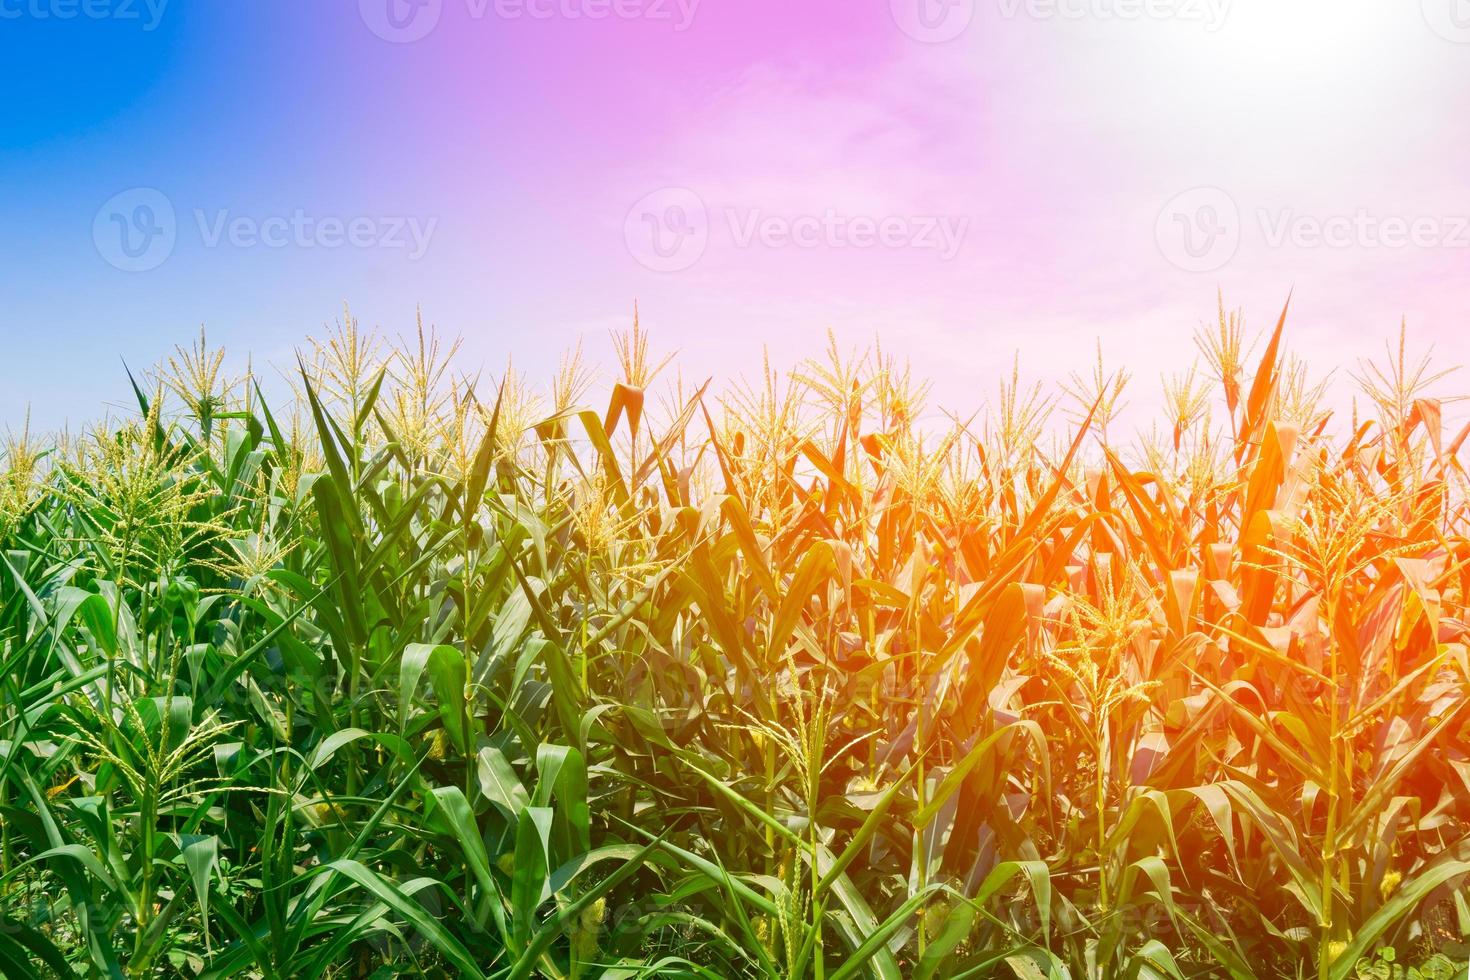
387;0;1470;426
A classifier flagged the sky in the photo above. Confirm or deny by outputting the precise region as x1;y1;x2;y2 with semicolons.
2;0;1469;433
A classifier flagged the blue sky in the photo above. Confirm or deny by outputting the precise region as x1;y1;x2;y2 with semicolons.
4;3;550;427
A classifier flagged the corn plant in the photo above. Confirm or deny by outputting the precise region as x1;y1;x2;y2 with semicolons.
0;300;1466;978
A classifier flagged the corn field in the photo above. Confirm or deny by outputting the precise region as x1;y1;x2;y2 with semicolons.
0;298;1467;979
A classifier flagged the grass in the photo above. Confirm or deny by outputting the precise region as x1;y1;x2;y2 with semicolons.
0;298;1467;978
